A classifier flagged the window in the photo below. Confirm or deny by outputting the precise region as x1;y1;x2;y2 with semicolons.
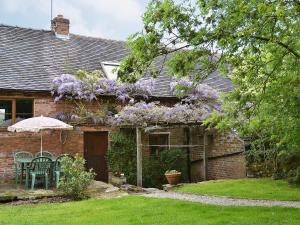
149;133;170;156
0;100;12;127
101;62;119;80
0;99;33;127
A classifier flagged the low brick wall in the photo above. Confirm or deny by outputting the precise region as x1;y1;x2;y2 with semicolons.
0;130;84;180
207;153;246;179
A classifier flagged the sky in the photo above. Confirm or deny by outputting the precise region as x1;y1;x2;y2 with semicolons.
0;0;149;40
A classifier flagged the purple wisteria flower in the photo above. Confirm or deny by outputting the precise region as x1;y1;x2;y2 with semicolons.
170;78;219;101
52;74;156;103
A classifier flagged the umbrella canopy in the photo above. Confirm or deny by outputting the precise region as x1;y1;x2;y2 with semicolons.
8;116;73;155
8;116;73;133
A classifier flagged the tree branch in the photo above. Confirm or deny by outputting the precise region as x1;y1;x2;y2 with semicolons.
250;35;300;59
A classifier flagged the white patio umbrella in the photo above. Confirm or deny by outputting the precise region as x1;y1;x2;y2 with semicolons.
8;116;73;155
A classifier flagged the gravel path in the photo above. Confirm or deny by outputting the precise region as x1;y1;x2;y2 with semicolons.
143;191;300;208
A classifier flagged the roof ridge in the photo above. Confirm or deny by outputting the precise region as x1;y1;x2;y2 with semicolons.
71;33;126;43
0;23;126;43
0;23;52;34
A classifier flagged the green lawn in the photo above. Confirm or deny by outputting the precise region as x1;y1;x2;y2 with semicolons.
174;178;300;201
0;196;300;225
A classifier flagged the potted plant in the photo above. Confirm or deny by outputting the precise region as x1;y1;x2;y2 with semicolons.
110;172;127;186
165;170;181;185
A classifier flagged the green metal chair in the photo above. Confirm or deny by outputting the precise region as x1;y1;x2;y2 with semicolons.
13;151;33;184
25;157;52;190
53;154;74;188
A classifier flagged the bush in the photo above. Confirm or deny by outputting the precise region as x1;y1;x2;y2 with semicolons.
59;154;95;200
245;138;300;185
107;131;137;184
287;166;300;185
107;131;188;188
143;148;188;188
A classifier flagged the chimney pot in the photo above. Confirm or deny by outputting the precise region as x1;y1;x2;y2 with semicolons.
51;14;70;37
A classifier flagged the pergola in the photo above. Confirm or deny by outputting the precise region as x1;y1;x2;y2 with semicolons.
51;73;221;186
120;122;210;187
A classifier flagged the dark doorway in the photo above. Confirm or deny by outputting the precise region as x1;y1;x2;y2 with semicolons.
84;132;108;182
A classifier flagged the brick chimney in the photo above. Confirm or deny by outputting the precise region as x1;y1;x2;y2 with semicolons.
51;15;70;37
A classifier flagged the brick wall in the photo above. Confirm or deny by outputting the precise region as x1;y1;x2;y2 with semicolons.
207;153;246;179
142;127;246;183
0;94;115;180
0;93;246;182
189;130;246;182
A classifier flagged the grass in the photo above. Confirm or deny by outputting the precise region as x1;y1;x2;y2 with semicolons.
0;196;300;225
174;178;300;201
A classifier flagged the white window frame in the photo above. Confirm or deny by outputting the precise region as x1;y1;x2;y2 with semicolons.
101;61;120;80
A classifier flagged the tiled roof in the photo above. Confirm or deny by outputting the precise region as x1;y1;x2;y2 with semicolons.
0;24;233;96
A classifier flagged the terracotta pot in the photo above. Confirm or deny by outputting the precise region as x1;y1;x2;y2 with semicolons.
165;172;181;185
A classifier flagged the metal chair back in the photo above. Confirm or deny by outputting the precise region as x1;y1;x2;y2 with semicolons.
29;157;52;175
14;151;33;163
35;151;54;158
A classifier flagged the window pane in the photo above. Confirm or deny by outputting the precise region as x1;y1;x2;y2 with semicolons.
149;133;169;156
0;100;12;127
16;99;33;121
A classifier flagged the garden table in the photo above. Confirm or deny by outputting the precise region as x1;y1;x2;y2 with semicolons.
17;157;56;185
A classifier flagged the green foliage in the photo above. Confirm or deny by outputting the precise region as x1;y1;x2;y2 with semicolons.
107;131;137;184
75;69;104;82
143;148;188;188
287;166;300;185
107;132;188;188
119;0;300;180
59;154;95;200
245;139;279;177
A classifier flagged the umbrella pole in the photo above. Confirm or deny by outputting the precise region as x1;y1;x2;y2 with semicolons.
40;131;43;156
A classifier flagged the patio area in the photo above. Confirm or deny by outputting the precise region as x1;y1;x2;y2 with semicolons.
0;180;125;205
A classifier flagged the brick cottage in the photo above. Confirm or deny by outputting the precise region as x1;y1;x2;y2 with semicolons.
0;15;246;183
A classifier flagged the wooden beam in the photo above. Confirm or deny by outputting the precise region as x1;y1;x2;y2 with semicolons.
136;127;143;187
12;99;16;124
184;127;191;182
203;129;208;181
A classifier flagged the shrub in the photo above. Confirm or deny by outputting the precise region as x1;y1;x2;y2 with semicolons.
287;166;300;185
107;130;137;184
143;148;188;188
107;131;188;188
59;154;95;200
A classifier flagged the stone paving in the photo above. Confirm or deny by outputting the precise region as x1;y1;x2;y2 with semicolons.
143;191;300;208
0;181;126;203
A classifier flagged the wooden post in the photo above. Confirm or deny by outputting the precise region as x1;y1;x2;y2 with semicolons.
184;127;191;182
12;99;16;124
203;129;208;181
136;127;143;187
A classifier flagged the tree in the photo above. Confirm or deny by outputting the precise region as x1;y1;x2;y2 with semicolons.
118;0;300;174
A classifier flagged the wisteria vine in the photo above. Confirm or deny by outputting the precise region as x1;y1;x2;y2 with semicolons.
51;74;155;103
52;75;220;126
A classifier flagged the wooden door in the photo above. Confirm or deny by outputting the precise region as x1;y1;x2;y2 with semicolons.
84;132;108;182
